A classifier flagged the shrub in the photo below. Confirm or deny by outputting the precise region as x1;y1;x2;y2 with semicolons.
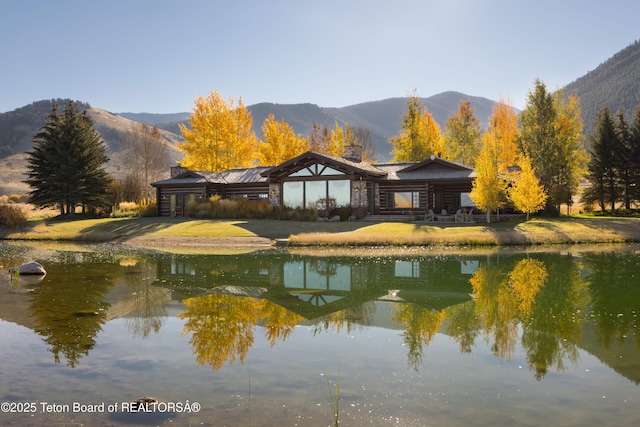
8;194;29;204
0;204;28;228
111;201;157;217
138;201;157;217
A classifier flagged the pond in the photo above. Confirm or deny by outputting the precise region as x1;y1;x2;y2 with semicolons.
0;241;639;426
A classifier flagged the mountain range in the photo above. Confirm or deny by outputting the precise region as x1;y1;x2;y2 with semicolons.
0;40;638;196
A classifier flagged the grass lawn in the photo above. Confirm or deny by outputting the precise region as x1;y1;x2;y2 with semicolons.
2;215;640;247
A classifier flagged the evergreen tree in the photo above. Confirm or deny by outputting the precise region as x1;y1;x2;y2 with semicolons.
582;106;620;211
444;100;481;167
390;91;446;161
615;109;634;209
25;102;110;215
520;80;586;214
630;106;640;203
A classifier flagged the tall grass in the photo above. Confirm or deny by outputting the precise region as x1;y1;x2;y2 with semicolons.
0;204;28;228
186;197;318;221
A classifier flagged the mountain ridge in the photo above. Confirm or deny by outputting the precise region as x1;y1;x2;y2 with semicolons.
1;38;639;195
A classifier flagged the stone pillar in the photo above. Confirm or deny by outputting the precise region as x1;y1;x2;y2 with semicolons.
268;183;280;206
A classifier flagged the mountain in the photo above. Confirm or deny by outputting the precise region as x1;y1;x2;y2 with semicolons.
0;100;183;195
252;92;497;160
563;39;640;131
117;112;190;125
3;32;638;197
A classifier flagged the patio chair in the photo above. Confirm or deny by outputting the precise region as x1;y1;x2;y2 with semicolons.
454;208;463;222
466;208;474;222
425;209;435;222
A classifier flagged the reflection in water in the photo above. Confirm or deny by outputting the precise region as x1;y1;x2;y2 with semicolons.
461;255;589;379
393;304;445;371
1;247;170;367
27;254;114;367
2;243;640;385
163;250;639;381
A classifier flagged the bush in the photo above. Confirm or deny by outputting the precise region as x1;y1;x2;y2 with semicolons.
184;196;318;221
138;202;157;217
111;201;157;217
8;194;29;204
0;204;28;228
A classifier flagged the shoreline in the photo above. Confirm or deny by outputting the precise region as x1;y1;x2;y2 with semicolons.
3;216;640;253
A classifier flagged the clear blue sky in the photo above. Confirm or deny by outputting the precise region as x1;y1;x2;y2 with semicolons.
2;0;639;113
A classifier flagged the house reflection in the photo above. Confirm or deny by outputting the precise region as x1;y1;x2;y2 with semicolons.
153;253;477;320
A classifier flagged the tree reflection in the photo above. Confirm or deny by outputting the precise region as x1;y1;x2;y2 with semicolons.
311;303;375;336
461;256;589;380
392;304;446;371
521;257;588;380
180;294;304;370
445;301;480;354
28;260;114;367
118;259;169;338
582;252;640;348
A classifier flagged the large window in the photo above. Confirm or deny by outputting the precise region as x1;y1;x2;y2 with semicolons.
282;162;352;209
283;179;351;209
387;191;420;209
283;181;303;208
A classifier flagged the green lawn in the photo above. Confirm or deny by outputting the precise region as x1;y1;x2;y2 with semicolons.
2;215;640;247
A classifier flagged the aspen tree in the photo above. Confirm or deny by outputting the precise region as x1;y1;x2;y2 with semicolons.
470;131;506;223
257;113;308;165
178;91;257;172
509;154;548;220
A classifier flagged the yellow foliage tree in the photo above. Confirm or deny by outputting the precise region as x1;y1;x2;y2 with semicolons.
487;98;519;173
506;258;547;317
390;92;446;161
509;154;548;220
257;113;308;165
470;132;507;223
329;121;346;156
178;91;258;172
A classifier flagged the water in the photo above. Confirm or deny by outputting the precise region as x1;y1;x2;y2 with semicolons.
0;242;639;426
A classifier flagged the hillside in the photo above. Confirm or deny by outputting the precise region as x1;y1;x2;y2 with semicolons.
3;30;638;197
153;92;498;162
563;39;640;131
0;102;183;195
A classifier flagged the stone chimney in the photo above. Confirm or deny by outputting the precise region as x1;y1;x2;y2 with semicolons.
170;165;188;178
343;144;363;162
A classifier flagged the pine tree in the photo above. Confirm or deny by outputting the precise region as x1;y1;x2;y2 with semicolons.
614;109;634;209
444;100;481;166
519;81;587;214
390;91;445;161
583;106;620;211
25;102;110;215
630;106;640;203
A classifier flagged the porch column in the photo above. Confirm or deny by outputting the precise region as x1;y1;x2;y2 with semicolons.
268;183;280;207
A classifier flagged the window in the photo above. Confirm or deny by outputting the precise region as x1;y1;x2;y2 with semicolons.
290;163;345;177
282;179;351;209
387;192;420;208
283;181;303;208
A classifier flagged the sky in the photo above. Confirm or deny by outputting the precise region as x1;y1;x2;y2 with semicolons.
2;0;639;114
